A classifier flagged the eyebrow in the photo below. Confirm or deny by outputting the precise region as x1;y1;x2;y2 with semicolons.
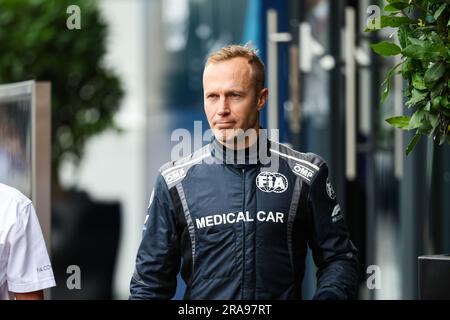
226;90;246;95
204;90;246;95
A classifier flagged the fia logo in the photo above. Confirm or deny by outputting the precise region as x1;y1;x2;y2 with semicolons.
256;172;288;193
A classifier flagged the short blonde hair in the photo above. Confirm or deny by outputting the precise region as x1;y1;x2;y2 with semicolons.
205;44;265;91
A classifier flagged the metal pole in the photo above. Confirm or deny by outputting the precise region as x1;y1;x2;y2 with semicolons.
267;9;279;142
394;54;404;179
345;6;356;180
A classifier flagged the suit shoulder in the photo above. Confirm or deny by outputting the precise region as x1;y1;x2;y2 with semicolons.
158;144;211;188
269;140;326;183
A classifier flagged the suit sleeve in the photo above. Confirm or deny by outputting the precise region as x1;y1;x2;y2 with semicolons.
306;164;359;300
129;174;180;300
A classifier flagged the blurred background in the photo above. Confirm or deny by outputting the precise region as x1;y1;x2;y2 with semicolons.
0;0;449;300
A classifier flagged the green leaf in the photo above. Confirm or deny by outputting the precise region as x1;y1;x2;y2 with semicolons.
424;101;431;112
411;89;425;99
418;120;433;136
386;116;411;129
408;110;426;129
431;81;445;100
384;5;399;12
407;37;427;46
414;26;438;34
398;25;410;48
384;2;408;12
381;15;413;28
371;41;402;56
428;32;444;46
434;4;446;20
402;44;443;60
381;62;403;103
406;132;421;155
439;132;447;145
424;61;446;87
381;86;390;103
442;96;450;109
428;113;439;130
406;89;428;107
412;73;427;90
401;58;413;75
402;45;423;58
432;96;442;112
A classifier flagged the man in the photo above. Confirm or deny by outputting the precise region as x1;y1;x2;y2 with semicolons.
0;182;56;300
130;44;358;299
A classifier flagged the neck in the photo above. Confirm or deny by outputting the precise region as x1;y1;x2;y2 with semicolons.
211;127;269;166
220;126;260;150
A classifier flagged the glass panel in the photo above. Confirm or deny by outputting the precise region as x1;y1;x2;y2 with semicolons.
0;84;32;198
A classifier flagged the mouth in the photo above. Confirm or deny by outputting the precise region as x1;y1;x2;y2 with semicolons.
215;121;236;129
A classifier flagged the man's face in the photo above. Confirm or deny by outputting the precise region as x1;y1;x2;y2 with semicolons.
203;57;267;145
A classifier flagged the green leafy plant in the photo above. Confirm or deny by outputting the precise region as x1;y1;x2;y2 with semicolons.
368;0;450;154
0;0;123;185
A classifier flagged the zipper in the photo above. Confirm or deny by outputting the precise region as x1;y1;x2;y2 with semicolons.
241;168;246;299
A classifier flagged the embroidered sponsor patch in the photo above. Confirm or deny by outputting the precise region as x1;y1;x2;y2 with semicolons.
256;172;288;193
292;163;315;180
165;168;186;184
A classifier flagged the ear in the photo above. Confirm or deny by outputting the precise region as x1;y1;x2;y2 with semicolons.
257;88;268;112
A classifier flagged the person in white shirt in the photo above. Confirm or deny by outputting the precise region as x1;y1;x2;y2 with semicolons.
0;182;56;300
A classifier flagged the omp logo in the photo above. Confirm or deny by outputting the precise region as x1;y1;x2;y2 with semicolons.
293;164;314;180
166;168;185;183
256;172;288;193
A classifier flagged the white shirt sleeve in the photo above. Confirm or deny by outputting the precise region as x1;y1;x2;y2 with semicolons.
7;202;56;293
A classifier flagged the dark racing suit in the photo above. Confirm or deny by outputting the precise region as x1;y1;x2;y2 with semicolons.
130;133;358;300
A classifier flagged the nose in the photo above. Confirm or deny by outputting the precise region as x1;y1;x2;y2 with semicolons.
217;96;230;116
